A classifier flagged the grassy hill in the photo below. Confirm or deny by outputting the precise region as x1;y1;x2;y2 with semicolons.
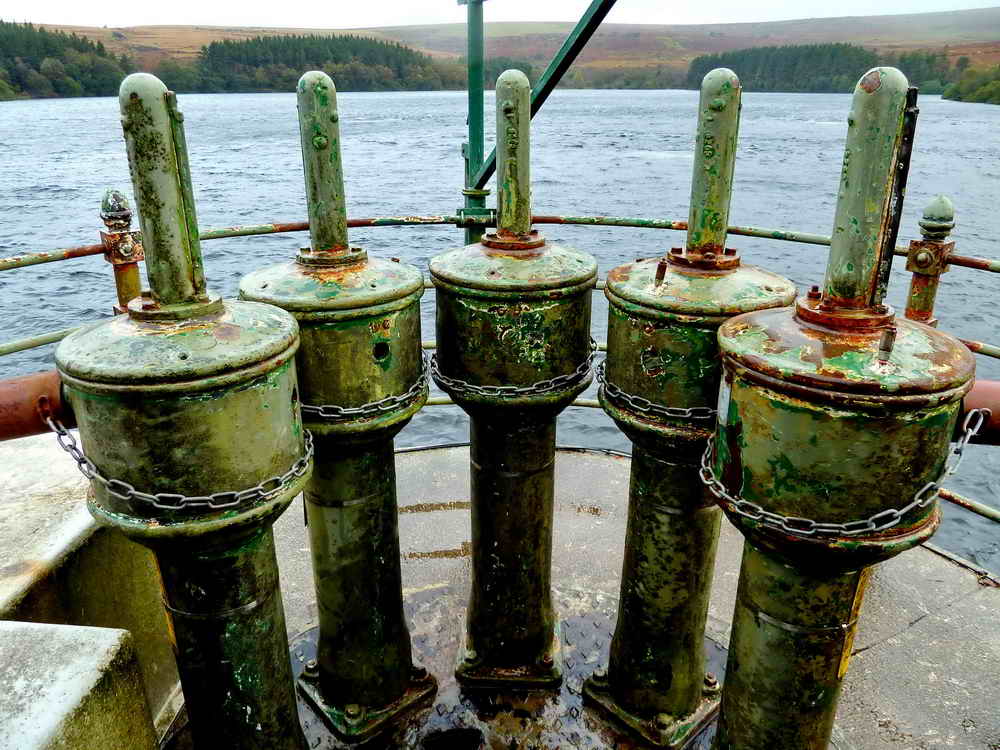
40;7;1000;76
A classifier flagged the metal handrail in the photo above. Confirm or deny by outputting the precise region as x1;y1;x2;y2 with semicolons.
5;214;1000;274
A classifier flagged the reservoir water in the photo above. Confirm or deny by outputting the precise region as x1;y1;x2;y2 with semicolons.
1;88;998;572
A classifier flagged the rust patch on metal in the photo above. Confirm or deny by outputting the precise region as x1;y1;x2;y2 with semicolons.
399;501;472;514
404;542;471;560
860;69;882;93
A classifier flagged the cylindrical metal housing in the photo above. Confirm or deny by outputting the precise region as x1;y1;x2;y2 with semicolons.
705;68;977;750
593;260;795;742
430;69;598;688
55;73;311;750
583;67;795;747
239;70;433;742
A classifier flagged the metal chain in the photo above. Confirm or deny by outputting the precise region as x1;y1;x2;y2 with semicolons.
47;417;313;511
699;408;990;538
430;339;598;398
301;352;430;421
596;360;717;420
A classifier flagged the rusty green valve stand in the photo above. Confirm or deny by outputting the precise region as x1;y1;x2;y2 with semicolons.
54;74;311;750
703;68;977;749
583;68;796;747
239;70;434;742
430;69;597;688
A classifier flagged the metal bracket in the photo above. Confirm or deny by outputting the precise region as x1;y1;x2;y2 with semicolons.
906;238;953;276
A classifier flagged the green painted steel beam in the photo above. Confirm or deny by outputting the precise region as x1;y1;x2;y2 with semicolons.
472;0;619;190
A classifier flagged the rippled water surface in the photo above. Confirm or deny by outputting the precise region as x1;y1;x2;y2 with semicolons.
1;89;998;571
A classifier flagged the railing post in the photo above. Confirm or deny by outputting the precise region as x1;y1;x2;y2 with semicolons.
99;189;144;314
905;195;954;326
56;72;310;750
240;70;434;741
583;68;797;747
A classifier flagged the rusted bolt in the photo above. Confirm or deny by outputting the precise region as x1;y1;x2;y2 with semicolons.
311;134;329;150
915;250;933;268
705;672;719;690
878;326;897;362
654;259;668;287
345;704;362;720
703;251;716;260
808;285;821;300
875;303;890;315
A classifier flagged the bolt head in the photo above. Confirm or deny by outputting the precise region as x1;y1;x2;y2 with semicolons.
915;250;933;268
654;713;671;730
705;672;719;688
345;704;362;719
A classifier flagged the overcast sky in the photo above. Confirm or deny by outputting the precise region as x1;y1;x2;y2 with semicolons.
7;0;998;29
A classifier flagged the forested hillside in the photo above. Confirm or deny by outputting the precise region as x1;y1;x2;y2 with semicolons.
686;43;958;94
943;65;1000;103
154;34;466;93
0;20;133;99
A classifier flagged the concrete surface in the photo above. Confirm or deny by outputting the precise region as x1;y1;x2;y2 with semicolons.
0;621;156;749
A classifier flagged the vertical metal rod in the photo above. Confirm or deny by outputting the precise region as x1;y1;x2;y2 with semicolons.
99;189;143;313
495;69;532;238
297;71;350;258
715;543;869;749
461;0;489;245
685;69;741;255
472;0;619;189
821;67;909;310
119;73;208;307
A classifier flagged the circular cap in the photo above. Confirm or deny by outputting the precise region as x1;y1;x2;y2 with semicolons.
606;258;796;317
56;300;298;385
240;256;423;312
720;307;975;396
430;242;597;292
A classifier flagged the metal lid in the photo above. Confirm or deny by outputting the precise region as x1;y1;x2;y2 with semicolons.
605;257;796;318
56;300;298;386
240;256;423;313
429;242;597;293
719;307;975;396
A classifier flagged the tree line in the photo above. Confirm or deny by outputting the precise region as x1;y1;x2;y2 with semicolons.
943;65;1000;104
0;20;134;99
686;43;963;94
155;34;468;93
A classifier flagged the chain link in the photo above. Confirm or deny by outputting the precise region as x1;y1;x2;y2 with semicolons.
430;339;598;399
47;417;313;511
301;353;430;421
699;408;990;538
596;361;717;421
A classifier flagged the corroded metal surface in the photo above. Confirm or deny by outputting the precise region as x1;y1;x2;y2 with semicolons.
904;196;954;326
241;70;432;740
57;73;310;750
430;68;598;688
821;67;909;311
0;369;68;441
708;68;978;750
686;69;741;257
290;587;727;750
